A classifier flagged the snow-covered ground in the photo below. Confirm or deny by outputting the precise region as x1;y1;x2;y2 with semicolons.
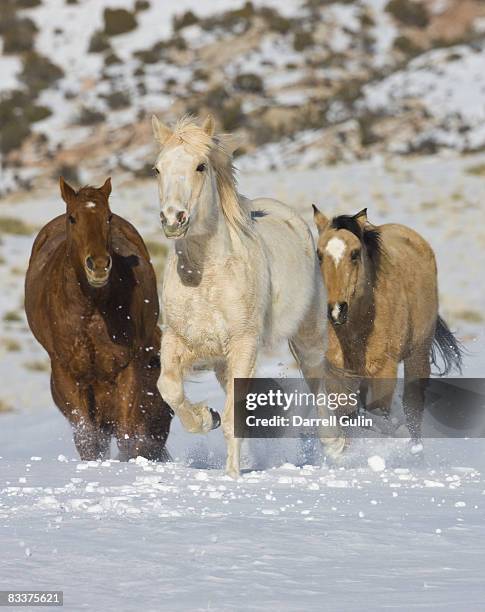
1;156;484;610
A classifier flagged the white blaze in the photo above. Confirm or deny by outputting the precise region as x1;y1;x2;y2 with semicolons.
325;237;346;265
85;202;96;209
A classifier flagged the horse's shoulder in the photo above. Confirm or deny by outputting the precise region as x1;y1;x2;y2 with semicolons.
111;215;151;262
30;214;65;255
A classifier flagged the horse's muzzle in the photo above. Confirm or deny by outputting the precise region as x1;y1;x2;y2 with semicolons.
85;255;112;288
161;210;189;239
328;302;348;325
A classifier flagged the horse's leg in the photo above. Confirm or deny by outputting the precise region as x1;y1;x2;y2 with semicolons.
159;328;220;434
222;338;257;478
214;361;227;392
366;361;399;430
51;362;110;460
289;320;346;460
403;342;431;442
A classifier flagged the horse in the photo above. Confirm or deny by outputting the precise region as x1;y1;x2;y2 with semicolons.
151;114;345;477
312;206;463;443
25;177;173;461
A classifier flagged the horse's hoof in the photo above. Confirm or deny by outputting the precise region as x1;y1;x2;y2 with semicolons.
210;409;221;430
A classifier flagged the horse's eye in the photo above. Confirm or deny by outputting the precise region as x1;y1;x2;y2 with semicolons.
196;163;206;173
351;249;360;261
316;249;323;263
108;214;113;222
68;215;76;224
153;167;160;175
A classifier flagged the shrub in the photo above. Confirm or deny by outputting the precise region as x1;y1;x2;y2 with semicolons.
260;7;291;34
0;121;31;154
0;90;51;153
385;0;430;28
10;0;42;7
76;106;106;125
201;2;254;33
103;8;137;37
20;51;64;94
204;85;229;111
88;30;111;53
25;104;51;122
2;16;38;54
102;90;130;110
220;100;245;131
133;41;166;63
173;10;199;31
393;35;421;57
293;30;314;51
104;52;122;66
234;73;264;93
134;0;150;11
358;115;380;147
55;163;80;186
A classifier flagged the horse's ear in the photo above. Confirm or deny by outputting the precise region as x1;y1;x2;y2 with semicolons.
100;177;112;199
353;208;368;227
202;114;215;137
59;176;75;204
151;115;171;145
312;204;329;234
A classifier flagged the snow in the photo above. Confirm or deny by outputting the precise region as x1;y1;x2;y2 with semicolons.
1;155;485;609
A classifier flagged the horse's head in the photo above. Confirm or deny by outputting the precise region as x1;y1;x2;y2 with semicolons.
151;114;225;239
313;207;382;326
60;176;113;288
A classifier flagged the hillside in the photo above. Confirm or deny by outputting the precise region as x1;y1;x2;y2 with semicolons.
1;0;485;195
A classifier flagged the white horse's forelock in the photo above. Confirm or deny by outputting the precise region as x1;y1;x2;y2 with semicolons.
156;116;252;235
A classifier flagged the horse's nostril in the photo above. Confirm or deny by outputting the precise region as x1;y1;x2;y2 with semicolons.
86;256;94;271
160;211;167;224
176;210;187;225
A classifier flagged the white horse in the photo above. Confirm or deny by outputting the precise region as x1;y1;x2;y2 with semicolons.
151;114;345;477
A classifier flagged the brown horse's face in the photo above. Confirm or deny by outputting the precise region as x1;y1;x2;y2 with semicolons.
313;207;371;326
60;177;113;288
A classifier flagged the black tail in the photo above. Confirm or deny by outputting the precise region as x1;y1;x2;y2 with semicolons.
430;315;463;376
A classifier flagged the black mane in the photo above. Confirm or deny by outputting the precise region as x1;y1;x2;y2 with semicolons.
330;213;383;271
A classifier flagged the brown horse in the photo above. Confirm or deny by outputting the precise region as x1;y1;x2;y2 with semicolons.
25;177;173;461
313;206;462;442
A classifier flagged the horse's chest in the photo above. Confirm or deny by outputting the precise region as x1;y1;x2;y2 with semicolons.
163;281;226;354
54;312;132;379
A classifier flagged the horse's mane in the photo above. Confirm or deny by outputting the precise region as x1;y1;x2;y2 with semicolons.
330;213;383;273
162;116;252;235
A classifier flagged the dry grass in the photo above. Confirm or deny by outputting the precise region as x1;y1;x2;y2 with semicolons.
23;359;50;372
0;398;14;414
0;216;33;235
454;309;484;324
465;163;485;177
1;337;21;351
3;310;22;323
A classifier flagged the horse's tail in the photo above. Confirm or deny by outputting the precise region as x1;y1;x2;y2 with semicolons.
430;315;463;376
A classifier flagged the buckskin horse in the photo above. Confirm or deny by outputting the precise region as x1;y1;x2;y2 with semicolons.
313;206;462;444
